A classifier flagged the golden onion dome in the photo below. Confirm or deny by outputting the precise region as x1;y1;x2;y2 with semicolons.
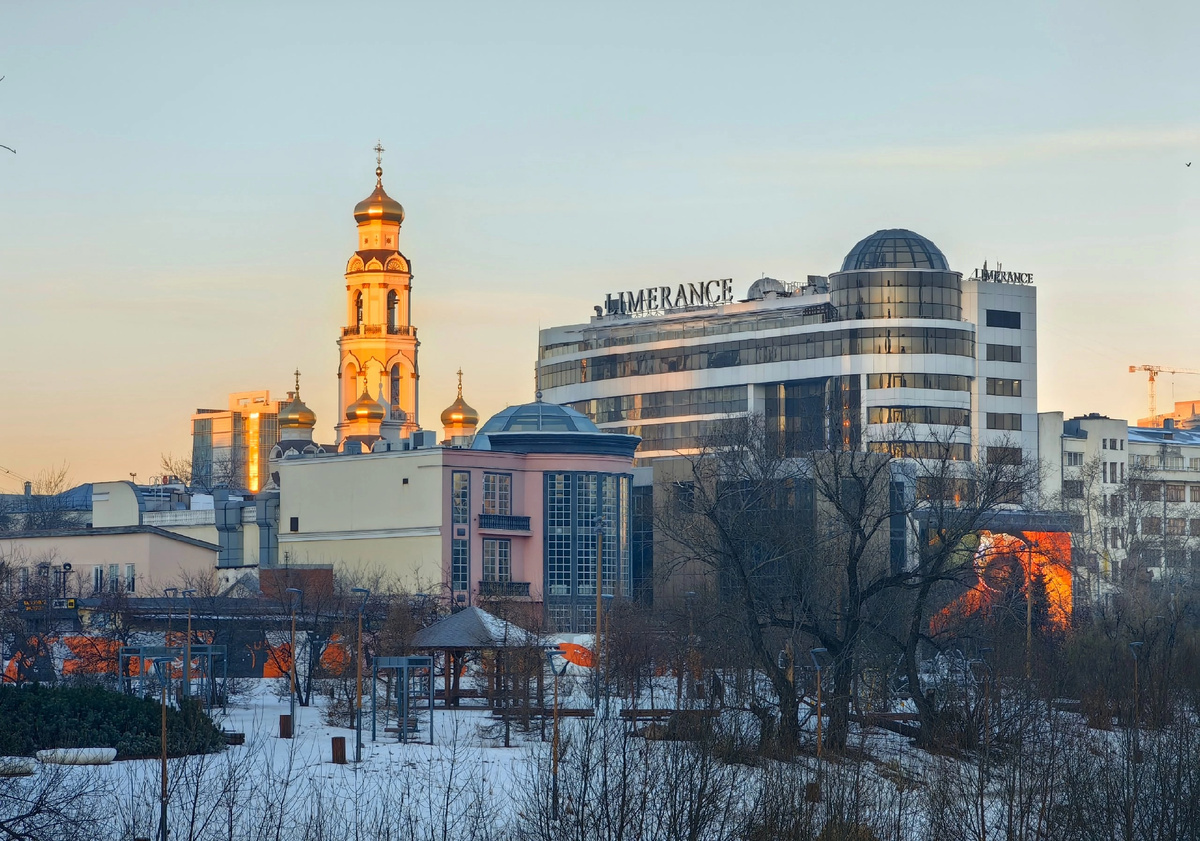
279;394;317;430
440;369;479;427
353;167;405;225
345;386;387;422
279;372;317;429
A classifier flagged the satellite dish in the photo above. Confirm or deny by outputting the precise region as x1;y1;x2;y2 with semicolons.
62;563;72;571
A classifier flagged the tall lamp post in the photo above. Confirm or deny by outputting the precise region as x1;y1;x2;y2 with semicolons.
809;648;828;766
1130;641;1143;763
351;587;370;762
286;587;302;735
181;589;197;699
152;657;173;841
545;649;570;822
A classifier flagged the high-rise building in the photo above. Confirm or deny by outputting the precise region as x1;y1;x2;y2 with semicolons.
191;391;281;492
537;229;1039;469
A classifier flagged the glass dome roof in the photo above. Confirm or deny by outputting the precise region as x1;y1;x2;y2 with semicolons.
474;401;599;438
840;229;949;272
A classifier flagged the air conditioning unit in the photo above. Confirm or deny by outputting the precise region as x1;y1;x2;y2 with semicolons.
409;430;438;449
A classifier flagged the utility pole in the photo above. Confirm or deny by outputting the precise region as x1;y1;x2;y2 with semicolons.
352;587;370;762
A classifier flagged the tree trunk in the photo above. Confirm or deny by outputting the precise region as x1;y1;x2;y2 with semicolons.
826;652;854;751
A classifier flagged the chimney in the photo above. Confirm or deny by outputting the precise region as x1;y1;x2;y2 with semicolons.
1164;418;1176;431
23;481;31;497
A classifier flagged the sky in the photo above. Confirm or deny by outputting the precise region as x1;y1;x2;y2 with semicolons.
1;1;1198;489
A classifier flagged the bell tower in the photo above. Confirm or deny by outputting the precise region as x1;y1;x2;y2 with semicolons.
336;143;420;444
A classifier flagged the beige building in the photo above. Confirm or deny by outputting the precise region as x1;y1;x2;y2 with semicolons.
2;525;219;596
277;399;639;631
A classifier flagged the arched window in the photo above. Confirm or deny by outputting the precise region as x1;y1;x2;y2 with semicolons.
387;290;398;332
390;364;401;410
355;291;363;330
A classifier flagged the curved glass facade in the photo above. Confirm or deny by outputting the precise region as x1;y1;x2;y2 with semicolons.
830;270;962;321
539;325;976;389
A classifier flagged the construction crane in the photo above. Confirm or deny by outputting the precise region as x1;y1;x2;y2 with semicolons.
1128;365;1200;419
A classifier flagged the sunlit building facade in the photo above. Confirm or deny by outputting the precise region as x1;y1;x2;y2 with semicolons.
191;391;281;493
538;229;1039;470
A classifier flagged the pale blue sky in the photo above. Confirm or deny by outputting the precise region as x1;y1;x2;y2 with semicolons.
1;2;1198;485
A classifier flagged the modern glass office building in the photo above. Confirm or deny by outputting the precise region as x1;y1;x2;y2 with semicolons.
538;229;1039;469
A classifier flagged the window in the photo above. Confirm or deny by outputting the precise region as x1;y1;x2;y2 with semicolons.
986;309;1021;329
986;378;1022;397
867;406;969;426
1191;486;1200;503
868;441;972;461
1167;484;1186;502
483;539;511;582
1191;519;1200;537
1190;459;1200;471
483;473;512;516
546;473;572;597
866;373;971;392
986;343;1021;363
987;446;1023;466
1142;517;1161;535
674;481;695;512
390;365;401;410
19;567;29;593
452;540;469;591
1120;440;1124;450
355;291;363;329
1167;518;1186;536
1109;439;1119;450
387;290;398;331
107;564;119;593
451;472;470;524
1163;456;1184;470
1063;480;1084;499
987;412;1022;431
125;564;135;593
289;516;299;532
92;566;103;593
1139;482;1161;501
1064;451;1084;466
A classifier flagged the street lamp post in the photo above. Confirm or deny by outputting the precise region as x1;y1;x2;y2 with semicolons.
286;588;302;735
545;650;569;822
810;648;828;766
152;657;173;841
594;519;605;710
1130;641;1143;763
601;593;614;718
181;589;197;699
351;587;370;762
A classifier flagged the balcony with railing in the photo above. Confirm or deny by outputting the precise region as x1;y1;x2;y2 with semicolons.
478;580;531;598
478;514;531;533
342;324;417;337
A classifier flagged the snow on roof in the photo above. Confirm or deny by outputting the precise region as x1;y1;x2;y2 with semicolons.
409;606;542;649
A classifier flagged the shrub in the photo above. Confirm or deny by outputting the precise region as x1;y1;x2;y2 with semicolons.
0;685;226;759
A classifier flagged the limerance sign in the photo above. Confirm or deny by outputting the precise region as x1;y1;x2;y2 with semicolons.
971;261;1033;285
602;278;734;316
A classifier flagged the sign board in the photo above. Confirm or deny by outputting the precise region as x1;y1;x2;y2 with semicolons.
602;278;734;317
51;599;76;610
22;599;45;612
971;261;1033;285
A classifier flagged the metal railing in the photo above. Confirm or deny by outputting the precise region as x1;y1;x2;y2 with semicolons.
478;580;531;598
478;514;531;532
343;324;417;337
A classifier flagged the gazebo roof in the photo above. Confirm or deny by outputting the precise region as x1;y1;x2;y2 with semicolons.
410;606;540;650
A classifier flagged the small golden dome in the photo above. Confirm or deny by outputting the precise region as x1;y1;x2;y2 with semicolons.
353;170;405;225
279;395;316;429
440;369;479;428
346;386;386;422
279;371;317;429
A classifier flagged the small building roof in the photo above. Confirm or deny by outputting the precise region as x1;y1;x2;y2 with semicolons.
410;606;540;650
1;525;220;552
